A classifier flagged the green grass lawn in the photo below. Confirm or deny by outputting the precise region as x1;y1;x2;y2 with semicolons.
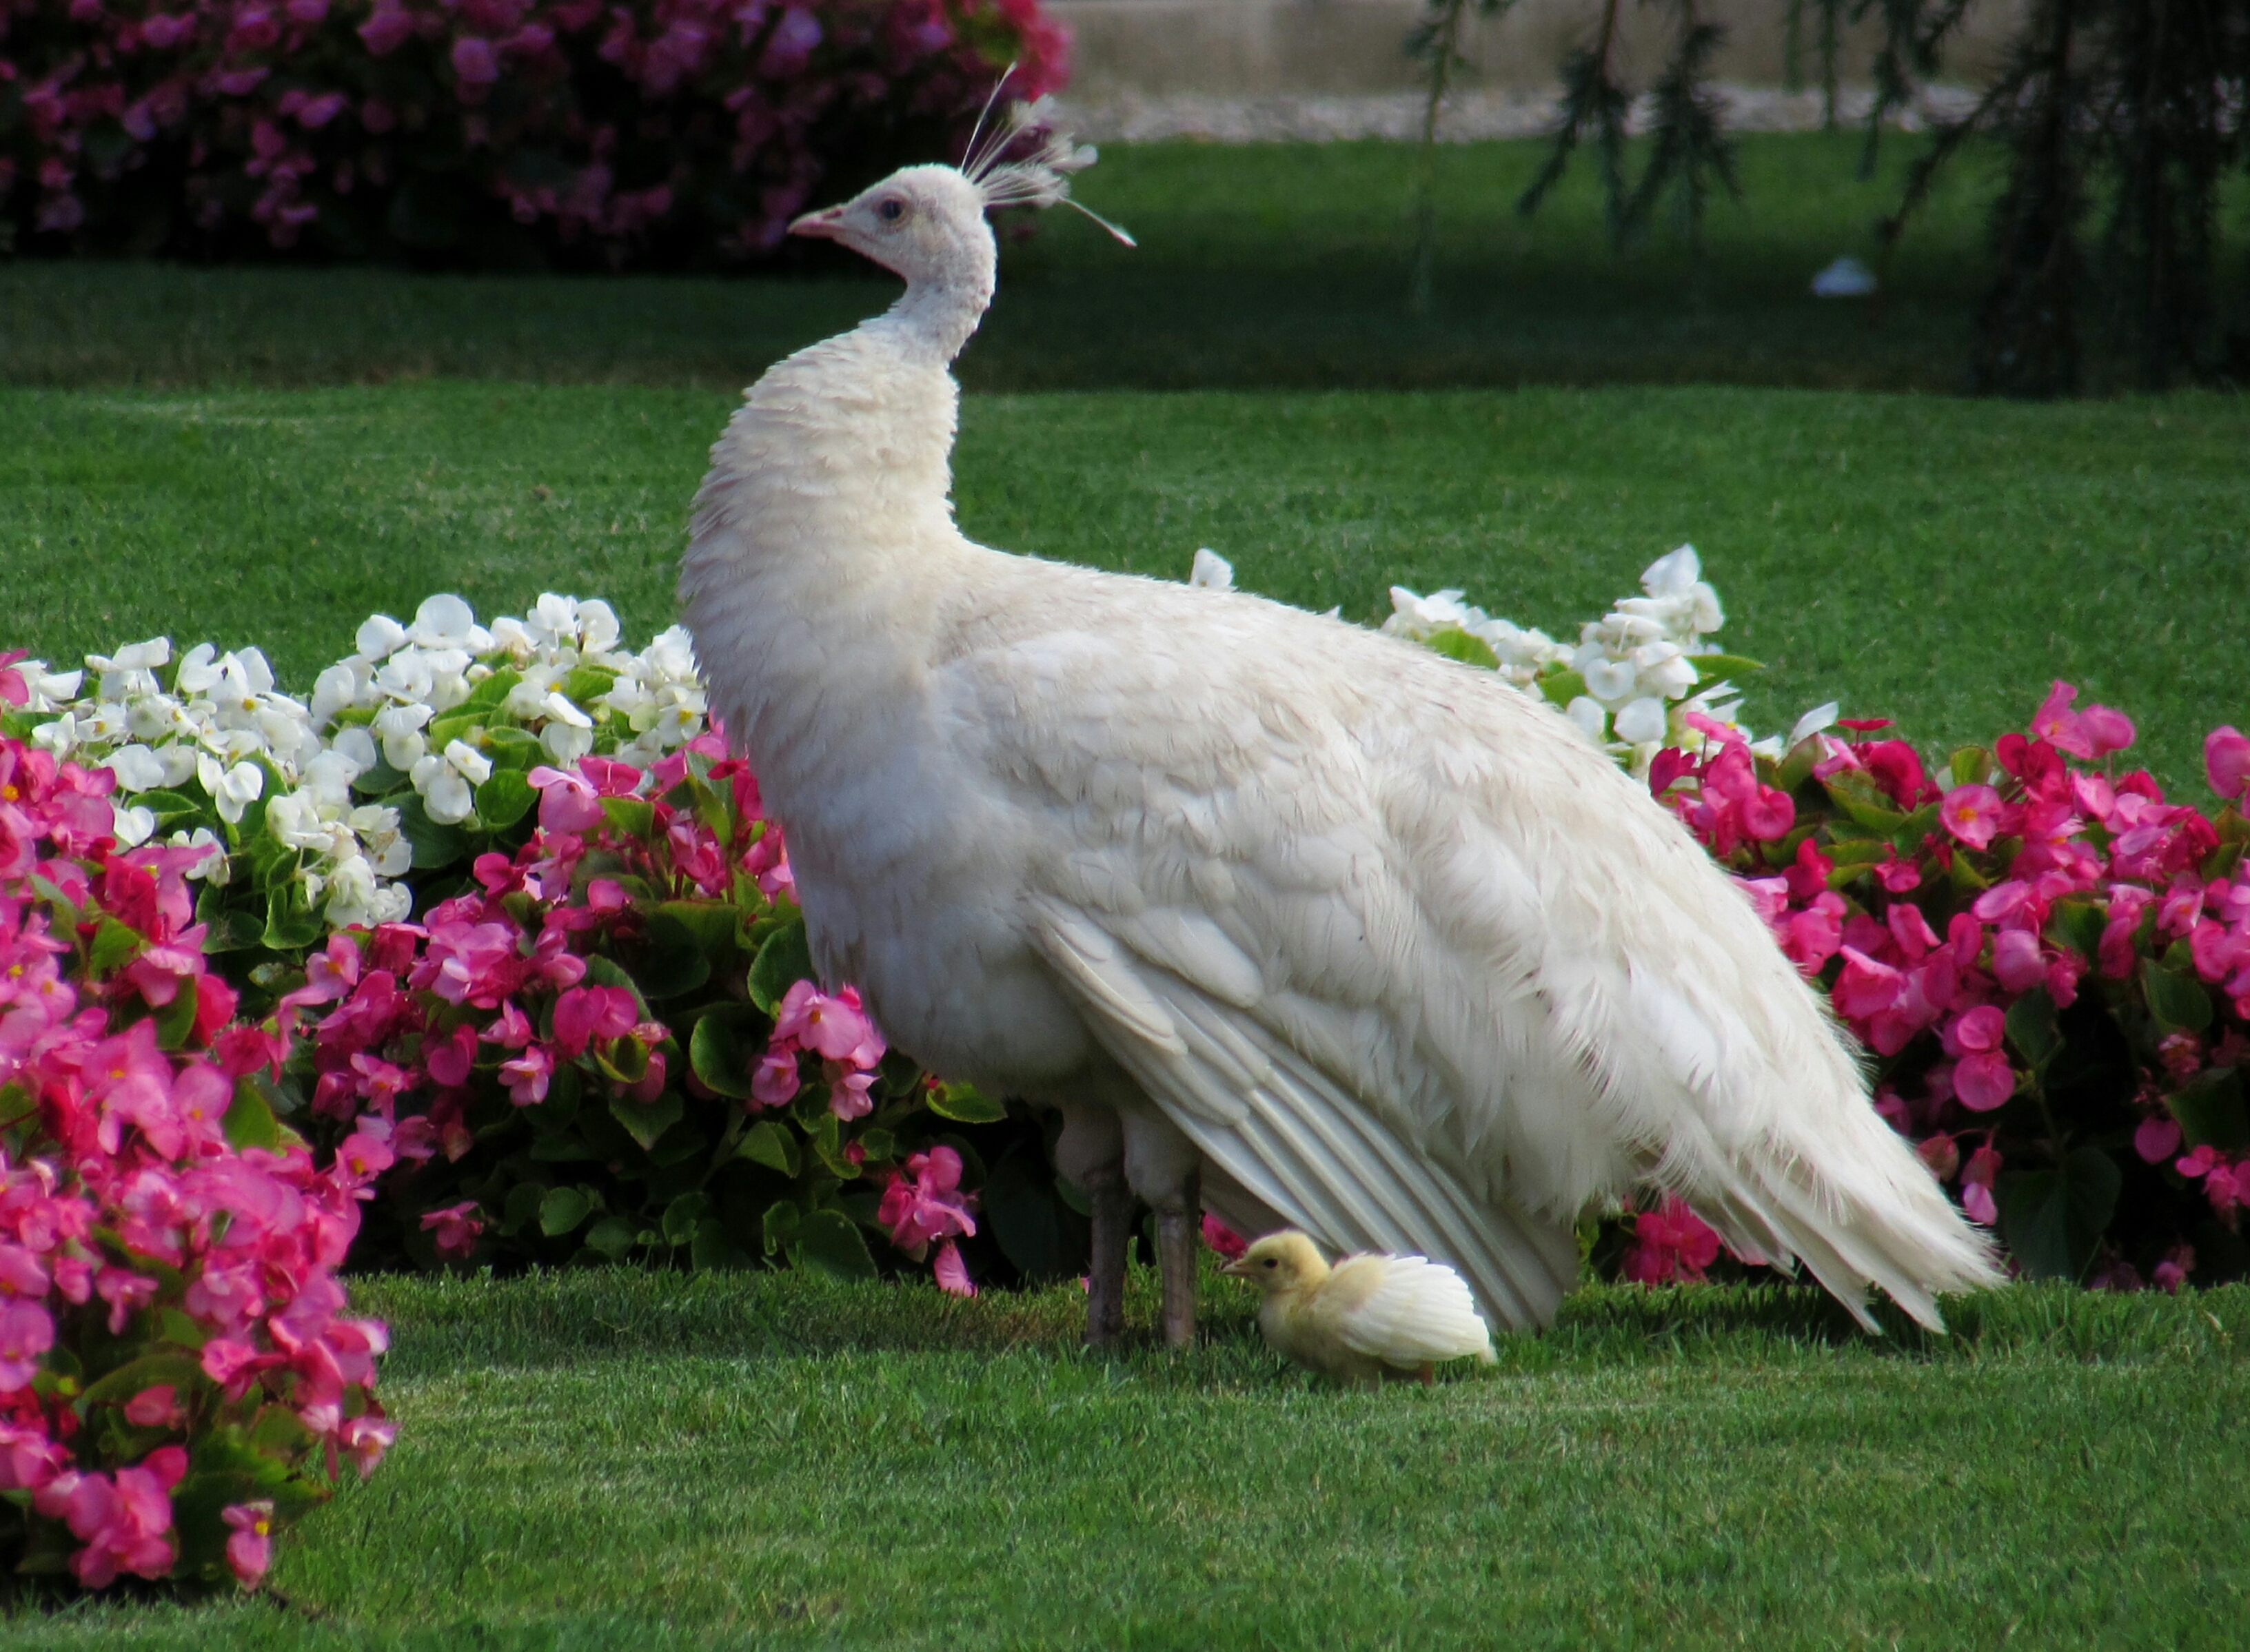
0;133;2068;395
6;1267;2246;1650
6;381;2246;793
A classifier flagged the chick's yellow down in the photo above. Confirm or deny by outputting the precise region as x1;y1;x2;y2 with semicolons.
1223;1232;1497;1385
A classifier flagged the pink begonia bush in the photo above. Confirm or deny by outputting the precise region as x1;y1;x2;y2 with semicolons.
0;735;389;1590
287;728;1022;1296
0;0;1065;265
1631;686;2250;1291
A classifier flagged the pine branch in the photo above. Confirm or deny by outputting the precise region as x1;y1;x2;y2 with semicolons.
1620;12;1741;258
1514;0;1630;242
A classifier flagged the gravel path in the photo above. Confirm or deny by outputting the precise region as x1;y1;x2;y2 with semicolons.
1052;84;1981;143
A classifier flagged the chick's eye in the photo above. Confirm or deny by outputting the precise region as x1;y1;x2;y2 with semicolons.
877;198;906;223
1262;1258;1277;1269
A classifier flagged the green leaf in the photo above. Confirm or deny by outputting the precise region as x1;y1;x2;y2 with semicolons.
1688;653;1763;686
747;916;815;1015
793;1208;878;1280
77;1352;208;1409
482;726;545;768
1420;629;1499;669
1537;668;1586;708
2140;959;2214;1033
463;668;523;712
926;1081;1007;1125
689;1218;750;1271
984;1153;1082;1283
762;1199;801;1256
1948;745;1994;788
153;980;201;1050
584;1215;636;1259
600;797;656;839
538;1185;592;1236
738;1119;800;1176
222;1081;282;1152
263;883;324;952
609;1089;682;1153
502;1182;547;1236
87;917;143;978
656;899;740;960
1994;1147;2122;1282
690;1006;767;1101
662;1192;713;1246
1891;802;1940;856
1823;770;1907;833
130;788;204;826
2045;898;2106;964
631;908;713;1000
2003;988;2059;1068
394;791;472;871
474;768;536;830
560;665;617;705
2167;1068;2250;1152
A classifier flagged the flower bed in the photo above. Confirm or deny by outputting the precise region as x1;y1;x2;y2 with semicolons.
0;0;1065;265
0;737;388;1591
4;541;2246;1594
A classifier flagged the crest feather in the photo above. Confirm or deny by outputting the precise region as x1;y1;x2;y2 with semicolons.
962;94;1135;246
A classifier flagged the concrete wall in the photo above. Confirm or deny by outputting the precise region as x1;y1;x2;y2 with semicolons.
1048;0;2021;98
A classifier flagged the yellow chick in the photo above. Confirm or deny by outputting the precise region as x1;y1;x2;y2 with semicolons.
1222;1231;1497;1385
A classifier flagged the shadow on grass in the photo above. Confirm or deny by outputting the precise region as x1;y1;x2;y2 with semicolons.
348;1263;2250;1382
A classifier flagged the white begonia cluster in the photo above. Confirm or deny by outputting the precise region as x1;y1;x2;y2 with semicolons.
17;591;719;935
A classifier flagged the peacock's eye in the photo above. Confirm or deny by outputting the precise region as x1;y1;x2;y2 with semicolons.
877;198;906;223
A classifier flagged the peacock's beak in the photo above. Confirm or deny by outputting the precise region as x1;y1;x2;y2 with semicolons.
788;205;847;241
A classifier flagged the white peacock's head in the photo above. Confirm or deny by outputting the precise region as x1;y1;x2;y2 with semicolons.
787;98;1131;285
787;164;993;288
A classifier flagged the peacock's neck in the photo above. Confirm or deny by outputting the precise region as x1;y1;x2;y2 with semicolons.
679;289;988;816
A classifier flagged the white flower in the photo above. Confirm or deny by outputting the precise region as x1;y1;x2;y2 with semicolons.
641;626;698;680
332;726;379;771
1630;642;1700;697
1189;549;1234;591
540;717;596;765
323;854;386;928
266;793;334;851
407;594;491;653
125;693;189;742
1612;697;1670;745
577;600;621;655
170;827;229;883
1787;702;1841;749
374;702;432;770
301;748;365;806
174;643;222;696
1582;657;1638;703
351;804;412;877
8;660;82;711
88;638;172;674
412;739;491;824
104;744;170;792
157;744;199;788
112;806;158;848
489;617;536;660
311;663;363;724
1564;697;1608;744
356;614;408;658
196;753;265;824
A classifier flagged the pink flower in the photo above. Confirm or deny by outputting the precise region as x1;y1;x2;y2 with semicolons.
931;1238;975;1298
2208;727;2250;803
341;1414;396;1476
0;1297;54;1389
37;1463;176;1587
223;1500;274;1588
452;35;501;85
749;1049;800;1108
1200;1212;1248;1259
1959;1145;2002;1225
772;981;883;1066
0;1419;67;1491
1952;1052;2016;1112
419;1201;483;1258
2153;1244;2195;1292
552;985;638;1057
124;1384;184;1428
1621;1196;1722;1285
1940;784;2006;850
2134;1115;2183;1164
877;1147;977;1252
423;1023;477;1088
827;1065;875;1120
529;765;607;833
498;1041;554;1105
1989;928;2047;993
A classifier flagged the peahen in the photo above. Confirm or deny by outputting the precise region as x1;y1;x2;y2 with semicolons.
678;111;2002;1347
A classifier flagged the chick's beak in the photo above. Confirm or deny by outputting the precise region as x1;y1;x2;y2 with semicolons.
1219;1256;1252;1280
788;205;847;242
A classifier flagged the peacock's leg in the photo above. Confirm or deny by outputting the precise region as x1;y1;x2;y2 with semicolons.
1082;1163;1131;1347
1055;1101;1128;1347
1152;1166;1202;1349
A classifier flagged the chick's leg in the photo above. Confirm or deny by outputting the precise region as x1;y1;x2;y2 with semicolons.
1055;1101;1127;1347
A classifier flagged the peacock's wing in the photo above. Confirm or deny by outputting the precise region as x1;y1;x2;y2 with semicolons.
931;566;2000;1332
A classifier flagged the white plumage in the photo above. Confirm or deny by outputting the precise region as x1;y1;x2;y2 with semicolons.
680;132;2002;1347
